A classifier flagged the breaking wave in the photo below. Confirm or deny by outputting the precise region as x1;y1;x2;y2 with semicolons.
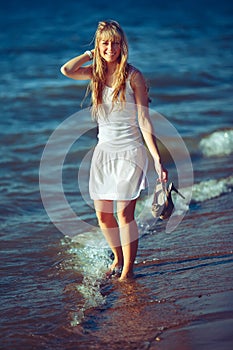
199;129;233;157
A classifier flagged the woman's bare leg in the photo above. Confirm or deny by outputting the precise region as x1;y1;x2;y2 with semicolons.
117;200;138;280
94;200;123;270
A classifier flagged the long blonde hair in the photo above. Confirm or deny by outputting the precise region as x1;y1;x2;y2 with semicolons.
90;20;130;118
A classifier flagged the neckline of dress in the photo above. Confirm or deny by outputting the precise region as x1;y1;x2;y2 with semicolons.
105;84;114;89
104;80;130;89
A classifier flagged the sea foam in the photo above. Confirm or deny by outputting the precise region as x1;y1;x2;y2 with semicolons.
190;176;233;203
199;129;233;157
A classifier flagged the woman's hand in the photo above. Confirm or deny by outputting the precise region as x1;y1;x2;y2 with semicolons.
155;161;168;183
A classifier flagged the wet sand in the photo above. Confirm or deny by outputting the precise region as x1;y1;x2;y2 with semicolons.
154;291;233;350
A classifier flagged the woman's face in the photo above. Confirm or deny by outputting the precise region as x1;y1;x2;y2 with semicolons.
98;37;121;63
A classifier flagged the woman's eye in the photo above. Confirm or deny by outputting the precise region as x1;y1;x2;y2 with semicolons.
100;41;120;47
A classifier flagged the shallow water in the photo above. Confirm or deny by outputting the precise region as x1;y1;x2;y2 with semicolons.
1;0;233;349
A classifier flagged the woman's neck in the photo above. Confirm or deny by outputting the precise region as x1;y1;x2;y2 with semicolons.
106;62;118;75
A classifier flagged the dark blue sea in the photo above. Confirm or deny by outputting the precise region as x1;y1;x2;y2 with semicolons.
1;0;233;349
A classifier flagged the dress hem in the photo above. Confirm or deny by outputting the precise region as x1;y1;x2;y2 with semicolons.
90;186;147;201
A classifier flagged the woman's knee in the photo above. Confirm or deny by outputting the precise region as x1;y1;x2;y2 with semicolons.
96;211;116;228
94;200;116;227
117;200;136;226
117;212;134;226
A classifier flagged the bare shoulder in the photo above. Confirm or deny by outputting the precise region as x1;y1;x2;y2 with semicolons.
128;65;149;106
129;66;146;89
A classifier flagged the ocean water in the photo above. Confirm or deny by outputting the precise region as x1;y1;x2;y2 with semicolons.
1;0;233;349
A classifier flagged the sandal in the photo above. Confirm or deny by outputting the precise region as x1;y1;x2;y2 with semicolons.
151;180;167;218
152;181;185;220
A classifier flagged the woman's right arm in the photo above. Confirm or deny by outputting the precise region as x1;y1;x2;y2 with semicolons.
60;51;93;80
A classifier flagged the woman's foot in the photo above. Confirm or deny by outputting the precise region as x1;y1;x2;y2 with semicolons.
106;259;123;279
106;265;122;279
119;270;135;281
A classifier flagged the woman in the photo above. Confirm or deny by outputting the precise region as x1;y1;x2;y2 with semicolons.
61;20;167;280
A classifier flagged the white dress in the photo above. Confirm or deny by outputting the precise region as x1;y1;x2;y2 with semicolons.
89;70;148;200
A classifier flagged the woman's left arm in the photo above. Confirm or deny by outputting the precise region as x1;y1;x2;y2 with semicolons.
131;70;167;182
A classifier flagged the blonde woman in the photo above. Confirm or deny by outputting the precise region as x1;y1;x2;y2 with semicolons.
61;20;167;281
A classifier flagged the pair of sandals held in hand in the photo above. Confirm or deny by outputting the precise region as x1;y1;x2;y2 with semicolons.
151;181;185;220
